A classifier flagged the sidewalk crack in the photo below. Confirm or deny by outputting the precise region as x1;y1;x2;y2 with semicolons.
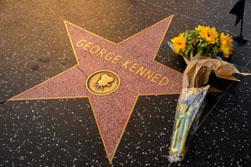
77;66;88;78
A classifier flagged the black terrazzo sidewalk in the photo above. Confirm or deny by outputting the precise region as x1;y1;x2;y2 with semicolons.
1;0;251;166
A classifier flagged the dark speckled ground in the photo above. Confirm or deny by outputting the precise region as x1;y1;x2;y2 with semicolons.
1;0;251;166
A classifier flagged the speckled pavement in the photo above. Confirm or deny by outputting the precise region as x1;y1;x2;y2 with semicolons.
1;0;251;167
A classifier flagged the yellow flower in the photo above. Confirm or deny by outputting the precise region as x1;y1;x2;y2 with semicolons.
171;34;187;54
195;25;206;31
220;32;233;58
199;26;219;44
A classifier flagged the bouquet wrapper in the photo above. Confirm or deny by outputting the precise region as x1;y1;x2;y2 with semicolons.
182;54;250;88
169;85;209;162
168;54;250;162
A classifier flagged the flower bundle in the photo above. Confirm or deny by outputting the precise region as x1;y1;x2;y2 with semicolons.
168;25;249;163
171;25;233;59
169;85;209;162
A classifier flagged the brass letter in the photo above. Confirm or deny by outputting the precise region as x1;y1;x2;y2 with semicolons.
144;70;155;80
122;60;133;69
83;42;93;51
136;66;147;76
90;45;100;54
76;40;87;47
97;49;107;57
105;52;114;61
169;80;180;89
112;55;122;64
151;73;162;83
158;76;169;86
129;63;139;73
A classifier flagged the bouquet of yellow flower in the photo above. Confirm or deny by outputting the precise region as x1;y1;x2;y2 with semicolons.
168;25;249;163
171;25;233;60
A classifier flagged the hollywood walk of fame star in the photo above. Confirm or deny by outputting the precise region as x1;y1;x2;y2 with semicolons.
9;15;184;163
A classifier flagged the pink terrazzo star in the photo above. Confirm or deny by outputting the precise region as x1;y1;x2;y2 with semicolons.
10;15;184;162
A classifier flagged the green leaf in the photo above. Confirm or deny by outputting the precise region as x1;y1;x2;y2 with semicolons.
184;49;189;56
197;48;203;55
190;50;194;59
